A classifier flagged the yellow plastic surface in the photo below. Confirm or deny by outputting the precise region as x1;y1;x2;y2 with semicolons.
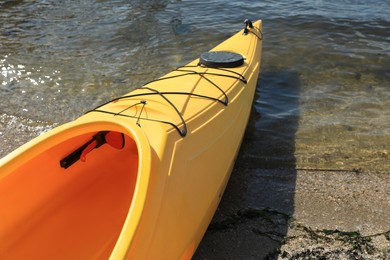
0;20;262;259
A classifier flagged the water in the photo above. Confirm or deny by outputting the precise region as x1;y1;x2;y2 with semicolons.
0;1;389;169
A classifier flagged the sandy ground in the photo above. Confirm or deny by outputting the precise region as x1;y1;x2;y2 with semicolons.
193;166;390;259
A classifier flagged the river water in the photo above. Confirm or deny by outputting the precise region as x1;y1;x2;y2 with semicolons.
1;1;389;170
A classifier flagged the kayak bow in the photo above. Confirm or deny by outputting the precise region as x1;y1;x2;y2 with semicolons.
0;19;262;259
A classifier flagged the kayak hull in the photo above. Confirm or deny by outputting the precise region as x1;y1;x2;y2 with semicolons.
0;20;262;259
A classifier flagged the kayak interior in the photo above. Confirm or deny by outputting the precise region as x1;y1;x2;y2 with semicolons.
0;129;139;259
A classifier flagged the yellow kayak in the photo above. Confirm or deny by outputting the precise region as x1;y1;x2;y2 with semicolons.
0;19;262;259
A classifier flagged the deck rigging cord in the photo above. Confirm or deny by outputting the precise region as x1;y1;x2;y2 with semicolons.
136;100;147;127
86;65;248;137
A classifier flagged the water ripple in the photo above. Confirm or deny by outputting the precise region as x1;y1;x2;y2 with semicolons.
0;0;389;170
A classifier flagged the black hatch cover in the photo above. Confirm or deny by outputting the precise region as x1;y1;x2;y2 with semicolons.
199;51;244;68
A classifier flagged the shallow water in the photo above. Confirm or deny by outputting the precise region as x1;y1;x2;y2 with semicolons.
1;0;389;170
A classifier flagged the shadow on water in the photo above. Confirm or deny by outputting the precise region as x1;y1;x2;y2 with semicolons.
194;69;301;259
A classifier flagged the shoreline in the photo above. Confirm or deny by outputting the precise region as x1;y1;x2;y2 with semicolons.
194;168;390;259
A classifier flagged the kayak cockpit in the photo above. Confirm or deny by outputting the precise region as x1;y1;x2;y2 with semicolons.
0;129;139;259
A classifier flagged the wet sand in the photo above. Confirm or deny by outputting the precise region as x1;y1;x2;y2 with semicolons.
194;163;390;259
